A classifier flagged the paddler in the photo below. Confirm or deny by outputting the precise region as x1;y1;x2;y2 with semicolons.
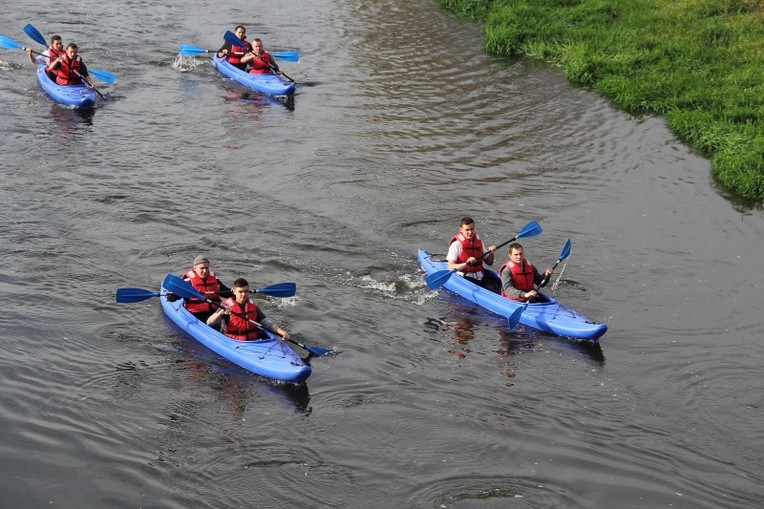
498;243;554;302
167;255;230;325
207;278;290;341
216;25;252;71
447;216;501;293
47;42;97;90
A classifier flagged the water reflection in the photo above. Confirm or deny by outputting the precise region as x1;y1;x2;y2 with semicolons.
49;103;95;128
223;90;295;111
184;359;312;415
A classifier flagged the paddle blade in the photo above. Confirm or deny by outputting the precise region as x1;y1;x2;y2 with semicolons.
179;44;209;56
272;50;299;62
559;238;572;261
89;69;116;84
0;36;23;50
425;268;457;290
540;239;571;288
516;220;543;240
223;30;246;48
507;306;524;329
162;274;206;301
291;339;335;357
256;282;297;298
23;23;47;46
116;288;160;303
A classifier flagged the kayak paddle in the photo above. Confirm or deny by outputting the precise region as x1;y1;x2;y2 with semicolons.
179;43;300;62
115;288;161;303
205;281;297;298
507;238;572;328
163;274;335;357
539;238;571;288
425;220;543;290
116;281;297;303
222;31;297;83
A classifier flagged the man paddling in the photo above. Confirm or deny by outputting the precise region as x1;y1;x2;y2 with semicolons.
168;255;230;324
207;278;290;341
498;243;554;302
216;25;252;71
47;42;97;90
447;217;501;293
26;34;63;80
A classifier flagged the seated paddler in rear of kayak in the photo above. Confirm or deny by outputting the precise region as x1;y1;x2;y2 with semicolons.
167;255;230;325
447;216;501;293
241;38;281;75
216;25;252;71
46;42;97;91
206;278;290;341
498;243;554;302
26;34;63;80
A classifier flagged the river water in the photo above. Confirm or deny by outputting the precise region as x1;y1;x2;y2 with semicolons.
1;0;762;507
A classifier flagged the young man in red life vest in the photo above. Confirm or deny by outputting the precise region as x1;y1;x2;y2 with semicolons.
498;243;554;302
168;255;230;324
47;42;97;89
216;25;252;71
26;34;63;80
206;278;290;341
241;38;281;75
447;217;501;294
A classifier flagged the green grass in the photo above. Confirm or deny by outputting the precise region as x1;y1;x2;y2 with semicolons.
438;0;764;204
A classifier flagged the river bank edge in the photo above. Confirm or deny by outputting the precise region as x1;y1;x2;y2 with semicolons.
437;0;764;209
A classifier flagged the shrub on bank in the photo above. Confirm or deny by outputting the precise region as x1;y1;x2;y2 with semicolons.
439;0;764;203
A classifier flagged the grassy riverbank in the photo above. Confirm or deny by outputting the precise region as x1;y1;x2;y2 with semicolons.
438;0;764;204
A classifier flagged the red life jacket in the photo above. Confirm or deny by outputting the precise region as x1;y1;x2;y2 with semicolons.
449;233;485;274
226;40;251;66
222;298;262;341
182;268;221;314
499;258;535;301
54;54;84;85
45;46;63;67
248;51;273;74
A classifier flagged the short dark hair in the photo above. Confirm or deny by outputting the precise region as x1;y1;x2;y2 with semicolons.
460;216;475;226
508;242;523;254
66;42;78;50
51;35;62;43
233;278;249;288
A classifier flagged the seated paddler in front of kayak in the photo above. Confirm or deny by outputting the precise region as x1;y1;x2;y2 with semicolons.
26;34;63;81
241;38;280;75
498;243;554;302
447;216;501;293
216;25;252;71
46;42;97;90
206;278;290;341
167;255;230;325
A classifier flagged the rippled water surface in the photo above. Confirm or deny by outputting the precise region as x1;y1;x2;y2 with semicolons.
1;0;762;507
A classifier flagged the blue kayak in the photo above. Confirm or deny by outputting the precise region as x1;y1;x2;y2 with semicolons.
36;64;96;108
418;249;607;341
211;55;295;96
160;285;311;383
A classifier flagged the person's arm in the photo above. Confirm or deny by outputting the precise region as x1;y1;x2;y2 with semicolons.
79;63;96;89
256;308;289;340
268;56;280;73
206;306;228;327
48;55;63;71
27;48;37;64
482;244;496;266
447;243;470;271
217;42;231;58
532;265;553;286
